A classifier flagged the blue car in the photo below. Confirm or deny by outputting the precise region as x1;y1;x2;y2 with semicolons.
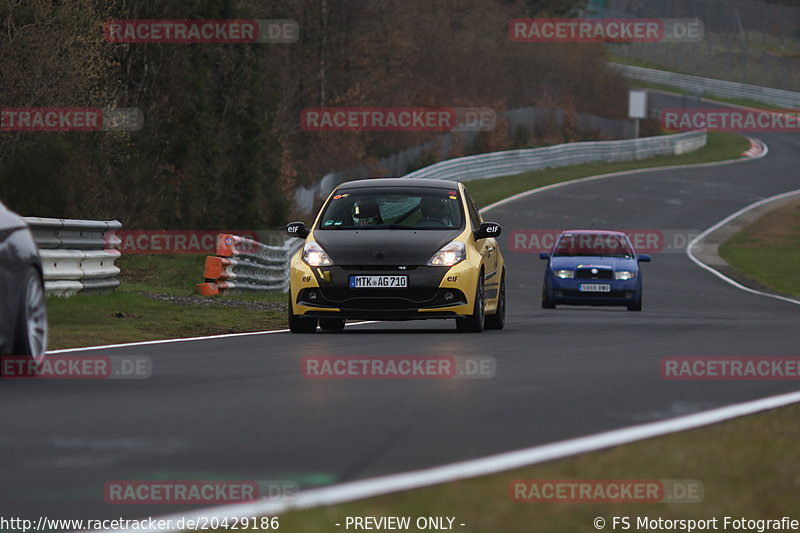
539;230;651;311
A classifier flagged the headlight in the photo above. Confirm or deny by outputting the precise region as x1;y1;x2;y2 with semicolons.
554;269;574;279
614;270;636;280
427;241;465;267
302;241;333;266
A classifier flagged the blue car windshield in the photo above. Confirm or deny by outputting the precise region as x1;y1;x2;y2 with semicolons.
553;233;633;258
317;186;464;230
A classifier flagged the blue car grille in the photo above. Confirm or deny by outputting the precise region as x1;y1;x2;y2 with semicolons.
575;268;613;280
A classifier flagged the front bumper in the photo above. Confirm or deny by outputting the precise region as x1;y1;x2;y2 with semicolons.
290;260;479;320
546;277;641;306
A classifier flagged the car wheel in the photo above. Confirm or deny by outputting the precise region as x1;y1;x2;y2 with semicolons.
627;292;642;312
541;285;556;309
456;274;484;333
319;318;346;332
14;267;48;363
484;272;505;330
288;293;317;333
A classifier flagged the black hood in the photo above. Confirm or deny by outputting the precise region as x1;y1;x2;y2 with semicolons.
314;228;462;266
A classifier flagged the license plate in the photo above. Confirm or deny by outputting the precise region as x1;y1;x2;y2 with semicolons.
579;283;611;292
350;275;408;288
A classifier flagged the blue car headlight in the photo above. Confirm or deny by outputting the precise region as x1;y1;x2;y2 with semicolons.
614;270;636;280
554;269;575;279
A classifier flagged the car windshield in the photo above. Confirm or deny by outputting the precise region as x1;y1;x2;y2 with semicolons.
317;186;464;230
553;233;633;258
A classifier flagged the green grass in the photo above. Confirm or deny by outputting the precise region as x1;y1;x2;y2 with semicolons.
719;198;800;298
47;253;287;350
467;132;749;208
721;246;800;297
116;254;286;301
47;290;286;349
263;403;800;532
116;254;211;295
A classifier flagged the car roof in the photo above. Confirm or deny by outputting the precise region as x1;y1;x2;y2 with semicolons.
336;178;461;190
560;229;629;236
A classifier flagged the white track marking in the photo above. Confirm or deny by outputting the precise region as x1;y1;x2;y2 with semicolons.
741;137;766;158
480;136;766;214
48;321;377;354
686;187;800;306
107;389;800;533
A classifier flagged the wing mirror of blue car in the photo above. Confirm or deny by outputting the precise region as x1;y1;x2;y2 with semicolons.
286;221;309;239
539;252;550;260
638;254;651;263
475;222;502;240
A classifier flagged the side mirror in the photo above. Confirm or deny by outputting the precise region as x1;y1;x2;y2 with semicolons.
475;221;502;240
638;254;651;263
539;252;550;260
286;221;309;239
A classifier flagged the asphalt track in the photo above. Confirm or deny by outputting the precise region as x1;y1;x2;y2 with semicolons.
2;93;799;521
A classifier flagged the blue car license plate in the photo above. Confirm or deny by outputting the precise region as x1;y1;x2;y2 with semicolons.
579;283;611;292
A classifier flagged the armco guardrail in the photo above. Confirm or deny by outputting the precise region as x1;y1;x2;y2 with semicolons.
23;217;122;297
197;234;302;295
611;63;800;109
403;130;706;182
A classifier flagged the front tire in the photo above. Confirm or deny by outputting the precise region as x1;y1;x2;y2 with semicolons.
484;273;505;330
456;275;485;333
627;292;642;312
14;267;48;363
288;293;317;333
541;285;556;309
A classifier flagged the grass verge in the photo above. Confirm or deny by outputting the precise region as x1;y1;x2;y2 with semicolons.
718;197;800;298
268;402;800;532
47;290;286;349
47;254;286;350
47;131;748;349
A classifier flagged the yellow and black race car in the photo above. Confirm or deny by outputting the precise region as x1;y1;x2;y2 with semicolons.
286;178;506;333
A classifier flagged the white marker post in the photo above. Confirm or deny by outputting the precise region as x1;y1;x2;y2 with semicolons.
629;89;648;138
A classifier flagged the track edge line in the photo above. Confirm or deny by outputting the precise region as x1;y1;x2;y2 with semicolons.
686;179;800;307
102;389;800;533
